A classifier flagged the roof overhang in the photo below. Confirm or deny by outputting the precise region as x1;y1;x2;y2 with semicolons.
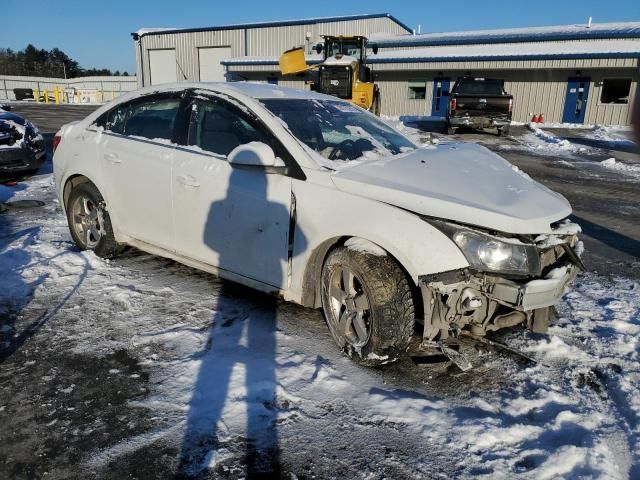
132;12;412;39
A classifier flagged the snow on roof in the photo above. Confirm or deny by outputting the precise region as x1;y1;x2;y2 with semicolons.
223;39;640;67
369;21;640;47
133;13;411;38
370;39;640;63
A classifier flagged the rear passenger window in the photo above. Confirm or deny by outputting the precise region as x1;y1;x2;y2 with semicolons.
188;99;270;156
124;98;181;141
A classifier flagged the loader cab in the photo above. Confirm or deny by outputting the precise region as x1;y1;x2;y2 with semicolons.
317;36;368;63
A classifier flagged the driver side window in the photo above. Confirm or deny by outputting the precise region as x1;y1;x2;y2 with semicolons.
188;99;270;157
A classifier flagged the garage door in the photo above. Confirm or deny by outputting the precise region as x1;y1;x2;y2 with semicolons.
198;47;232;82
149;49;177;85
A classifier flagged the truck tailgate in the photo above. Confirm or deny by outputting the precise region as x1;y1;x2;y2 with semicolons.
453;95;512;116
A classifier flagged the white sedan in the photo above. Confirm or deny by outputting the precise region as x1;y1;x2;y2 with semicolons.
53;82;582;364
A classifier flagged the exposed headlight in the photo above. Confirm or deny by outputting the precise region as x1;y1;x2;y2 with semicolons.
452;230;538;275
426;220;541;276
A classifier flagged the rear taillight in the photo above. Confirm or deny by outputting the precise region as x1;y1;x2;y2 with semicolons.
450;98;457;111
52;134;61;153
508;98;513;113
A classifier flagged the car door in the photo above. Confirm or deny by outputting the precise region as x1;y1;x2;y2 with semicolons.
172;93;293;288
99;93;183;251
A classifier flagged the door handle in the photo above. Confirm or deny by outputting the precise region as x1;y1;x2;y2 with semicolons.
104;152;120;163
176;175;200;188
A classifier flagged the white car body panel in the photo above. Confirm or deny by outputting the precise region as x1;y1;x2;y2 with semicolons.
53;82;572;308
331;144;571;235
172;147;292;288
100;134;175;251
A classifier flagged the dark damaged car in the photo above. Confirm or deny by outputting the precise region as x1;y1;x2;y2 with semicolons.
0;106;46;179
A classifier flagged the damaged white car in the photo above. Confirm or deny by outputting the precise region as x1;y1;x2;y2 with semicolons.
53;83;583;365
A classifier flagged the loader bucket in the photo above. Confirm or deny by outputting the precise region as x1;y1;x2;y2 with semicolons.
279;47;309;75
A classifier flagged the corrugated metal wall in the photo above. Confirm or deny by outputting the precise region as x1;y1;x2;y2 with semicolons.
136;16;406;86
375;37;640;51
584;73;637;125
374;68;638;124
135;16;639;125
231;63;638;124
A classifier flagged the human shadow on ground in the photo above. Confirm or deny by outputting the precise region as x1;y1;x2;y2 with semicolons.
176;166;306;478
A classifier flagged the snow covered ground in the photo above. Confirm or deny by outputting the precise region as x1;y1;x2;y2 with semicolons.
1;168;639;478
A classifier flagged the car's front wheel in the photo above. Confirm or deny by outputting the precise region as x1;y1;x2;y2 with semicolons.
66;182;123;258
321;246;414;365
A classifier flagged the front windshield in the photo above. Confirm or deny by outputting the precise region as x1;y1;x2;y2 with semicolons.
260;99;417;169
326;39;363;60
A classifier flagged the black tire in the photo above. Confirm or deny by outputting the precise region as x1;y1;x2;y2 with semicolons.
321;246;414;366
66;182;123;258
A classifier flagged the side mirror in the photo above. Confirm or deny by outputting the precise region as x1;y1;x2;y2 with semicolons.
442;91;450;96
228;142;287;174
315;43;323;54
372;45;379;55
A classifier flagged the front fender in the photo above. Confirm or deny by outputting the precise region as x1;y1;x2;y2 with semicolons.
288;178;469;306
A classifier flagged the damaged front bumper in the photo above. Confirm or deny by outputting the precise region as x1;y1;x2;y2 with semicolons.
418;231;582;340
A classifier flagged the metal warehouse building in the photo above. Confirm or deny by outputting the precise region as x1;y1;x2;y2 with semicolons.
133;13;640;125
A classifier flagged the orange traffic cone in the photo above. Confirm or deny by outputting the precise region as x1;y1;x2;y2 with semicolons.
539;114;545;123
531;114;540;123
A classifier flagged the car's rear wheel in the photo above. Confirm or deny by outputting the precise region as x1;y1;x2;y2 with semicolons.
66;182;122;258
321;246;414;365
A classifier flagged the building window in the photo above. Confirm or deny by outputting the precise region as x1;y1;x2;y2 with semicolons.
408;81;426;100
600;79;632;104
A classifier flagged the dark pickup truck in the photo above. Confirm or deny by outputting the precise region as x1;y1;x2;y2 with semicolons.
445;77;513;136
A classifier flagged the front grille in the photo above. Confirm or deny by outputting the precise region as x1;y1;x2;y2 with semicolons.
319;65;352;99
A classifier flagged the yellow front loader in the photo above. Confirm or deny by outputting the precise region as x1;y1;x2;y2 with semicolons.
279;35;381;115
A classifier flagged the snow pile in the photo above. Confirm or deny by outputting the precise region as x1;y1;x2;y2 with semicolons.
600;157;640;179
524;123;582;152
2;174;639;478
592;125;636;143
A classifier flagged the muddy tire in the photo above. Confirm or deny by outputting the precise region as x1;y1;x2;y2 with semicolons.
66;182;123;258
321;246;414;366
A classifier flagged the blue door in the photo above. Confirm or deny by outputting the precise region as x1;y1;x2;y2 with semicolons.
562;77;590;124
431;77;450;117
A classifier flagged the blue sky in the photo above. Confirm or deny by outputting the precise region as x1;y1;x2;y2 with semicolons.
2;0;638;73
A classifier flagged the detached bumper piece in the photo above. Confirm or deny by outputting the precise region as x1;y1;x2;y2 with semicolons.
418;235;581;341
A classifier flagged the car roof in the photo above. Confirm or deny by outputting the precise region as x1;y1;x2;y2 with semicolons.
131;81;337;102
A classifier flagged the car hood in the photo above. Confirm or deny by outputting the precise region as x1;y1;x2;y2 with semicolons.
330;143;571;234
0;111;27;126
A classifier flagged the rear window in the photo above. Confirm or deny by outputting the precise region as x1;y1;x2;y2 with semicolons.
455;78;505;96
100;96;181;141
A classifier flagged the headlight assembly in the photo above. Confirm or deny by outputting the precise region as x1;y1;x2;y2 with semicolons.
427;220;541;276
